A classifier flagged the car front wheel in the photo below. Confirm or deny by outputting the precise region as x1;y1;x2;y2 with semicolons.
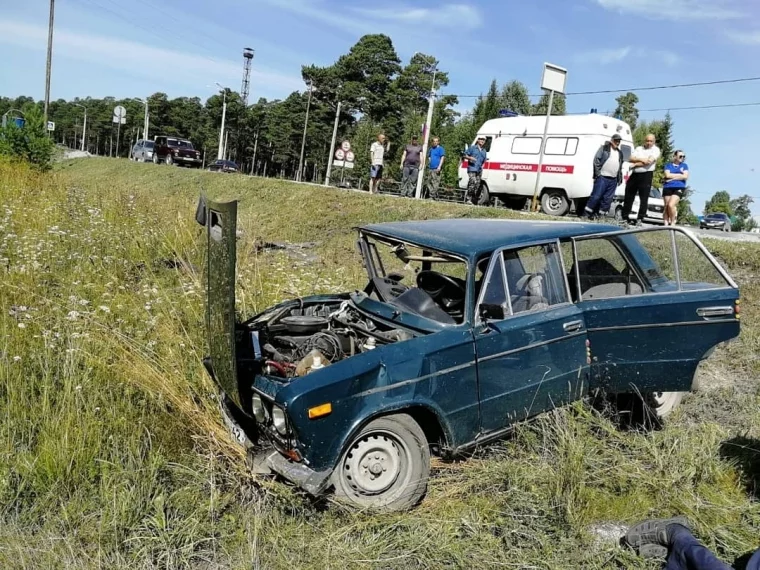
153;153;160;164
331;414;430;512
166;154;174;166
647;391;685;419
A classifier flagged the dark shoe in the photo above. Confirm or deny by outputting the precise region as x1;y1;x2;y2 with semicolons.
638;544;669;559
624;516;690;550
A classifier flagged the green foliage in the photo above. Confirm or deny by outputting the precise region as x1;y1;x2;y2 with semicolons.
705;190;733;215
532;92;566;116
677;187;699;225
0;105;55;170
614;92;639;131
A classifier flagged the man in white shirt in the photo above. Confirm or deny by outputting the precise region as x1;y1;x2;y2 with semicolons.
621;133;661;226
369;134;387;194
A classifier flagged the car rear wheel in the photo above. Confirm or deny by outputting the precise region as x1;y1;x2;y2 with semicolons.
540;189;570;217
332;414;430;512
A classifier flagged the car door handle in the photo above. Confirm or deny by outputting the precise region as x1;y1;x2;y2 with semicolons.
696;306;734;318
563;320;584;333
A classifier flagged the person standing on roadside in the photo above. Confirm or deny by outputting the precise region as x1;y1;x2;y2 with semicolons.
582;133;624;219
464;136;488;205
369;134;387;194
662;150;689;226
622;133;660;226
426;137;446;200
399;135;423;198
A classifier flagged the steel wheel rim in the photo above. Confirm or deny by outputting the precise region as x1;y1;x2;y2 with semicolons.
651;391;678;409
545;193;564;212
342;430;407;496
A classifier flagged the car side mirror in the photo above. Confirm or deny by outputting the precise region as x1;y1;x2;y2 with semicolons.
479;303;505;322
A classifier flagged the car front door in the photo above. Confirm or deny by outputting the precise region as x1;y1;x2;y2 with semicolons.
474;241;590;435
567;227;740;395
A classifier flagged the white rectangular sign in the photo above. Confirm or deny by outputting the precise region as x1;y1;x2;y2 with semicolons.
332;160;354;169
46;121;55;131
540;62;567;94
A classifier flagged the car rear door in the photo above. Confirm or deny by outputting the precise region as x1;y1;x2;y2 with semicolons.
474;241;590;435
567;227;739;395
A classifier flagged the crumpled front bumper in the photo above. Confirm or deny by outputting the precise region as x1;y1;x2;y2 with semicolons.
219;396;333;496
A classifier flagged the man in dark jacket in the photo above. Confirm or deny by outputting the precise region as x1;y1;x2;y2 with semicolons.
581;133;624;219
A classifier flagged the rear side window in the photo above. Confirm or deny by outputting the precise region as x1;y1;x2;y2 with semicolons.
544;137;579;156
511;137;542;154
570;238;644;300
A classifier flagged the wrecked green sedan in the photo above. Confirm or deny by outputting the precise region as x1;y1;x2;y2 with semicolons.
197;197;740;512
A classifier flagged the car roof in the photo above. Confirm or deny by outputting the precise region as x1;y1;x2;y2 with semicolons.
359;219;620;260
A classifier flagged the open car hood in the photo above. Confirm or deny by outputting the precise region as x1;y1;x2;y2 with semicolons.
197;197;243;407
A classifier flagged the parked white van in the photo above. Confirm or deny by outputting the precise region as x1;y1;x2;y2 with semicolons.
457;114;634;216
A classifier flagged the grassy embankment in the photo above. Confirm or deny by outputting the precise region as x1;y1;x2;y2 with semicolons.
1;157;759;569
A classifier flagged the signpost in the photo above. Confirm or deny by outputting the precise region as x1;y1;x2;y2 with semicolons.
531;63;567;212
46;121;55;132
112;105;127;158
332;140;355;185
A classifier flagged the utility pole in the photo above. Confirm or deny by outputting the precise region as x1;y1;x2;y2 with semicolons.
75;103;87;152
43;0;55;129
216;84;227;160
224;130;230;161
324;101;341;186
415;61;437;199
297;81;313;182
250;130;259;175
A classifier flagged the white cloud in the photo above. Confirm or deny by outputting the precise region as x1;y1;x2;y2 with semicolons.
0;20;304;98
351;5;483;31
727;30;760;44
594;0;743;20
574;46;681;66
575;47;632;64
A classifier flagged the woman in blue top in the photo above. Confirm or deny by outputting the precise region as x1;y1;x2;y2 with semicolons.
662;150;689;226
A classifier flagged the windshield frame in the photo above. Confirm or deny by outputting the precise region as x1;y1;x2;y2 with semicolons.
357;230;473;327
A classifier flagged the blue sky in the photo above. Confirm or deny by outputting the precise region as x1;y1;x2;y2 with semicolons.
2;0;759;214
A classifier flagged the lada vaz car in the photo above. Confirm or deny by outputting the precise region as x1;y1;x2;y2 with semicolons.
197;198;740;512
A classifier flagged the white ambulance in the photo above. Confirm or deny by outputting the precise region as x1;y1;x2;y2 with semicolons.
457;113;634;216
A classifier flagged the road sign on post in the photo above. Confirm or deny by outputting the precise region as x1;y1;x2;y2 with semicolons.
531;62;567;213
112;106;127;158
332;141;355;172
46;121;55;131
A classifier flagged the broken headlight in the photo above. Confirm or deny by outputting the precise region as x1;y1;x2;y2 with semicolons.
252;393;266;423
272;406;288;435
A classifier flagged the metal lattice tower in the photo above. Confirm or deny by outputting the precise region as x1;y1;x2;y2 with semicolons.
241;48;254;106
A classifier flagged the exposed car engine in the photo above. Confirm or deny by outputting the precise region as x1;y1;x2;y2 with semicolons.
245;299;414;379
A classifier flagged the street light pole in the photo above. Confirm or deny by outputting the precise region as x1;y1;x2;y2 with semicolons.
215;83;228;161
415;57;437;199
297;81;313;182
74;103;87;152
324;100;342;187
43;0;55;129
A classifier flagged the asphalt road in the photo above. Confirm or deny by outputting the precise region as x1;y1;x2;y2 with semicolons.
688;227;760;243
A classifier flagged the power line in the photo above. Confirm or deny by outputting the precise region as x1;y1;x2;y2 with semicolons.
444;75;760;99
564;101;760;115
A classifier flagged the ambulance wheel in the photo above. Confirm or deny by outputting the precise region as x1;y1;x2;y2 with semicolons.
540;190;570;217
476;184;491;206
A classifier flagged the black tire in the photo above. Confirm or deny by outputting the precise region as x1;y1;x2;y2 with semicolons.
331;413;430;512
540;189;571;217
166;153;174;166
153;153;160;165
477;184;491;206
614;206;624;222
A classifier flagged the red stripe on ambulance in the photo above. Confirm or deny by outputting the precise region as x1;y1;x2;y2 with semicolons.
461;161;574;173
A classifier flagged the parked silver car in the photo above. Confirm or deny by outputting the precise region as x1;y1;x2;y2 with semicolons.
130;140;155;162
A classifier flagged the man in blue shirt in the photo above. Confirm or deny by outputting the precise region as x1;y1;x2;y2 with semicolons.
662;150;689;226
425;137;446;200
464;136;488;205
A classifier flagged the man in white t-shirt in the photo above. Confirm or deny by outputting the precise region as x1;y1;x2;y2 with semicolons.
621;133;661;226
369;134;387;194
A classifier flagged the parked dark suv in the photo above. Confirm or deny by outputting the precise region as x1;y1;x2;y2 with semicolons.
700;213;732;232
152;136;202;168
